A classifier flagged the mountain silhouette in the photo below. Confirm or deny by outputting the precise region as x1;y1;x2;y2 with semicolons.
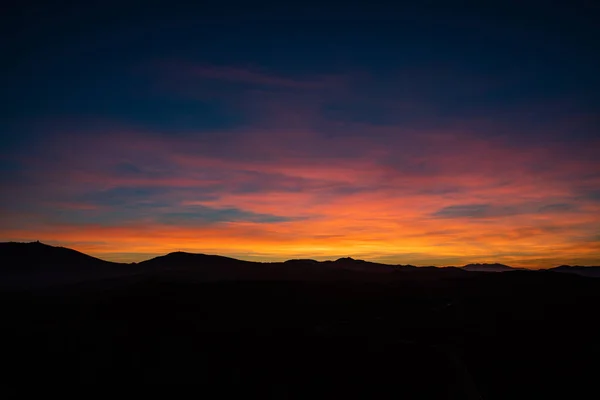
283;258;320;264
138;251;277;281
2;242;599;289
138;252;398;281
0;241;122;271
140;251;253;269
461;263;516;272
0;241;129;288
324;257;397;273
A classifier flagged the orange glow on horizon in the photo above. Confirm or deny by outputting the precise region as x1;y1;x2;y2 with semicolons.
2;120;599;269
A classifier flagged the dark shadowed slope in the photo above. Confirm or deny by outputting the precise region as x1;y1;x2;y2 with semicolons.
138;252;481;282
0;241;122;271
138;252;398;282
138;251;268;281
0;242;131;288
548;265;600;278
321;257;398;273
2;263;599;396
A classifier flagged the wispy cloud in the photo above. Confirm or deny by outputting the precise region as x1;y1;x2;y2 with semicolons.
432;202;579;219
157;206;297;225
175;63;340;89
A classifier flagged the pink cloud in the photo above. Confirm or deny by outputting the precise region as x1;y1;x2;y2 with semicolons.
160;62;346;90
3;100;599;267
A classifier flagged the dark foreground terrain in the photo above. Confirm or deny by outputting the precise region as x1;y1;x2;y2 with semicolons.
1;243;599;397
2;270;599;398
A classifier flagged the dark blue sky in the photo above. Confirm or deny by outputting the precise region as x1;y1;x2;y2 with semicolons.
5;1;598;133
1;1;599;266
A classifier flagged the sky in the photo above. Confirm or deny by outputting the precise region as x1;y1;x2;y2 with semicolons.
1;2;599;267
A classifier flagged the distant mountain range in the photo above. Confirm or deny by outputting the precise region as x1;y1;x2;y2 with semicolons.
548;265;600;278
461;263;518;272
1;242;599;287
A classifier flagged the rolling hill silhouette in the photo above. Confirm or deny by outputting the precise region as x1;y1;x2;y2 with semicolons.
138;252;399;282
0;241;123;271
0;242;130;288
140;251;253;269
2;242;599;288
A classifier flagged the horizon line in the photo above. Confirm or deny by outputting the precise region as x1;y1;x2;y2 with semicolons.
3;241;597;270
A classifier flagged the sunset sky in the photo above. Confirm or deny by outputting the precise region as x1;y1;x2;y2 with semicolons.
2;2;599;267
